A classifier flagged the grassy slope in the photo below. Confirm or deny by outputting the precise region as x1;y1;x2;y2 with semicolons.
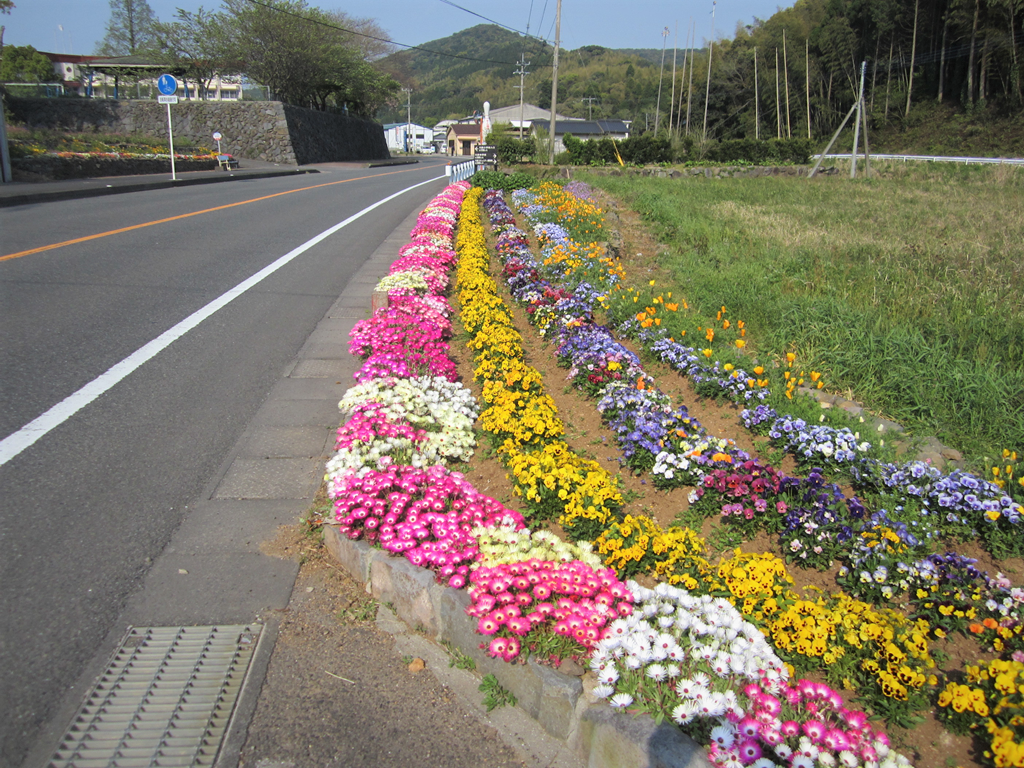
577;164;1024;463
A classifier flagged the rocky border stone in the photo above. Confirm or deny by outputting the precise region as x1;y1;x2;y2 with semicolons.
321;526;714;768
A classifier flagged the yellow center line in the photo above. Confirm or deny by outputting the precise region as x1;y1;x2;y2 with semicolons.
1;166;429;263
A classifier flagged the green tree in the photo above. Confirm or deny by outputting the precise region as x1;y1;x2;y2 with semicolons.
220;0;398;114
0;45;58;82
154;7;232;99
97;0;160;55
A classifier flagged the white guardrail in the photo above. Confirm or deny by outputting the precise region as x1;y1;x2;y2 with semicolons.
445;160;477;182
819;153;1024;166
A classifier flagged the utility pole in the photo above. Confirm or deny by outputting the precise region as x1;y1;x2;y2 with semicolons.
547;0;562;165
514;54;530;139
669;23;678;134
783;29;792;138
702;0;716;137
809;61;869;179
850;60;867;178
754;47;759;140
806;39;811;139
655;26;669;134
402;88;412;152
582;96;598;120
685;18;695;134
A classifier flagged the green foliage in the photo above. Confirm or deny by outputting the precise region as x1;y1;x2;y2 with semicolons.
470;170;538;194
563;133;672;166
479;674;517;712
339;597;379;622
703;138;813;165
219;0;399;115
440;640;476;670
0;45;60;83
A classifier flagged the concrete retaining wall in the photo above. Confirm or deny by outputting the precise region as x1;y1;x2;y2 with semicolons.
322;526;713;768
5;97;390;165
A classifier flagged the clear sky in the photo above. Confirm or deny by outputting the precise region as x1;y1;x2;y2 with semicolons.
2;0;788;57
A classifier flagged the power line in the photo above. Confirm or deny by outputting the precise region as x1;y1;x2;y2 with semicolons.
242;0;533;67
438;0;547;45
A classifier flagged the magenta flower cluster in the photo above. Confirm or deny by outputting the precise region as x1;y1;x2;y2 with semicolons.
467;560;635;661
708;680;894;767
334;403;426;453
334;464;525;589
348;185;467;382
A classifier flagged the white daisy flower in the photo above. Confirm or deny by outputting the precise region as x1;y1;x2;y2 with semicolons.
609;692;633;709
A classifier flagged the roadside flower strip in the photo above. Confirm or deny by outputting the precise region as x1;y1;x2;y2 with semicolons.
327;182;530;595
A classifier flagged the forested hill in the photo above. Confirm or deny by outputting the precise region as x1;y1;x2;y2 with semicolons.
378;1;1023;157
376;25;667;125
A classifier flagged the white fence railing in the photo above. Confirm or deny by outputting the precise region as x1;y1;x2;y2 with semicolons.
818;153;1024;166
445;160;476;182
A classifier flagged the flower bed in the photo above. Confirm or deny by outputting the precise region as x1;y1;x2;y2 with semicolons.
472;180;1024;767
321;178;1023;768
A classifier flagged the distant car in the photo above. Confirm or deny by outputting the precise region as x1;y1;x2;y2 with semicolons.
418;146;436;154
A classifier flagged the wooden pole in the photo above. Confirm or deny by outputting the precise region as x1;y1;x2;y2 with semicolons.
851;61;866;179
808;100;859;178
775;48;781;139
669;23;679;134
783;29;792;138
754;47;760;141
686;19;695;134
547;0;562;164
905;0;919;116
702;1;717;137
805;39;811;139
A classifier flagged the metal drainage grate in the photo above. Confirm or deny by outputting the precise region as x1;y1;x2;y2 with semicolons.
48;624;262;768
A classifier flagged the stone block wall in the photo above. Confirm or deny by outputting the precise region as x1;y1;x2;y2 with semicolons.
5;97;390;165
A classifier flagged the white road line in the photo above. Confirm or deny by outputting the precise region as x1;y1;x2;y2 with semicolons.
0;175;446;468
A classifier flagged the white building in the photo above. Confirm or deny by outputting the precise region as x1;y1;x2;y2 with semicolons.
383;123;434;153
39;52;243;101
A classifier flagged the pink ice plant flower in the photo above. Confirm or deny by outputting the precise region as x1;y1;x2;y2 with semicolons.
331;464;523;588
725;680;912;767
466;560;634;662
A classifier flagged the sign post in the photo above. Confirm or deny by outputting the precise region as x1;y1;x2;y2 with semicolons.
212;131;223;155
157;74;179;180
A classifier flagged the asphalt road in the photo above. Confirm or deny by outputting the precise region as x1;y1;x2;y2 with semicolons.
0;158;451;767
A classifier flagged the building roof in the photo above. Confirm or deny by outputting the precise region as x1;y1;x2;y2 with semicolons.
447;123;482;138
487;103;569;123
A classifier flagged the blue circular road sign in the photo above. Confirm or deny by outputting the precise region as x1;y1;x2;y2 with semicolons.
157;74;178;96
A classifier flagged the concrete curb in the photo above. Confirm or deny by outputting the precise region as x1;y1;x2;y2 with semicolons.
322;526;713;768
